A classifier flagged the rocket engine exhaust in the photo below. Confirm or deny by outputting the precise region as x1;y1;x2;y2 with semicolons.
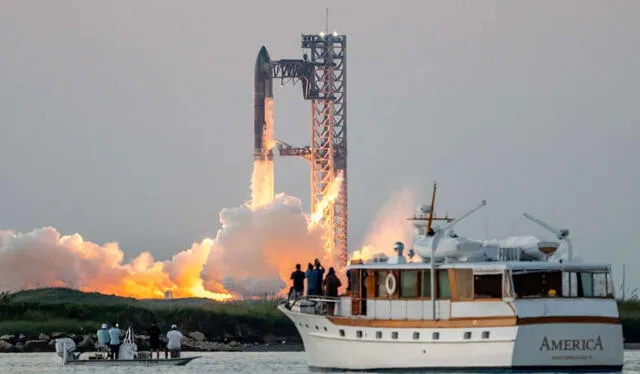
251;46;275;209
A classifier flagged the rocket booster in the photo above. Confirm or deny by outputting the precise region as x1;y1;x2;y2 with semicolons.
254;46;274;161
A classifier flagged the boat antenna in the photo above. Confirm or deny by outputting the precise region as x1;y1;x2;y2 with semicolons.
426;182;437;235
522;213;572;262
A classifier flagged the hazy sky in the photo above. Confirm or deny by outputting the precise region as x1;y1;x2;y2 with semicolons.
1;1;639;289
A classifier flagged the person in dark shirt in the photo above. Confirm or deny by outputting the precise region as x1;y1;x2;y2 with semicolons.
290;264;306;298
323;267;342;315
148;322;162;359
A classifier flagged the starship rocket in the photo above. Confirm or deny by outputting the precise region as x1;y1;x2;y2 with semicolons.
254;46;274;161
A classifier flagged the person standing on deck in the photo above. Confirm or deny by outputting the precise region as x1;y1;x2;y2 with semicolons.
108;323;121;360
314;259;325;296
323;267;342;315
148;322;162;359
166;324;184;358
306;263;318;296
96;323;110;355
290;264;306;298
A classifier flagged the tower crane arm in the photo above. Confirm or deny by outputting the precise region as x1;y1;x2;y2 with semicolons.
522;213;572;261
522;213;569;239
439;200;487;233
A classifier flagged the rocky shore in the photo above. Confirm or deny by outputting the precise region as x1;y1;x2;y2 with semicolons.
0;331;303;353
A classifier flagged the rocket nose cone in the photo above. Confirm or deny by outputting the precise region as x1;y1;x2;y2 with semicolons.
256;46;271;64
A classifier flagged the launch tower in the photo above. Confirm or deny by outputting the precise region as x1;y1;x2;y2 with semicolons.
265;33;348;266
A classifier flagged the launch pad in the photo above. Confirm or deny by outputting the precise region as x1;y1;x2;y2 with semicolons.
254;33;347;267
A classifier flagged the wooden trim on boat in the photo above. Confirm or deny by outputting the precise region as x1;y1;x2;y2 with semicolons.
517;316;620;325
327;316;620;328
327;316;517;328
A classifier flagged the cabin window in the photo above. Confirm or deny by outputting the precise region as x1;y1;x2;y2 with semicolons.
413;332;420;340
339;329;345;337
580;272;608;297
421;270;431;298
563;272;579;297
513;271;563;298
376;331;382;339
474;273;503;299
438;270;451;299
464;331;472;340
401;270;419;298
593;273;607;297
376;271;389;297
350;269;361;295
356;330;363;338
432;332;440;340
482;331;490;339
455;269;474;300
392;332;398;340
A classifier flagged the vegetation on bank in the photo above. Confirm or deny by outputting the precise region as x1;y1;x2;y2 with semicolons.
0;288;297;343
3;288;640;342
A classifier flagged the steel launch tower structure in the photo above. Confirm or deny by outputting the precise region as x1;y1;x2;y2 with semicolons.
254;33;347;266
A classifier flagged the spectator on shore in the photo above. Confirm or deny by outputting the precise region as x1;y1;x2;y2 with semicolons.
96;323;110;354
108;323;121;360
148;322;162;359
290;264;306;298
323;268;342;315
306;263;318;296
166;324;184;358
314;259;325;296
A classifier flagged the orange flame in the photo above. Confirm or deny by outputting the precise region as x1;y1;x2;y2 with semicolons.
309;170;344;228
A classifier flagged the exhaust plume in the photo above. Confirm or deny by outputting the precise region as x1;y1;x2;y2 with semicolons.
352;188;416;261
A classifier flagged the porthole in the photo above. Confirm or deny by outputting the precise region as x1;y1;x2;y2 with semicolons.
315;326;319;330
356;330;363;338
305;324;309;328
432;332;440;340
339;329;345;337
482;331;490;339
376;331;382;339
413;332;420;340
392;332;398;340
323;327;328;332
464;331;471;340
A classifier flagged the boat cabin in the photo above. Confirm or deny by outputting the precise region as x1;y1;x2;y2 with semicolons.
339;261;614;320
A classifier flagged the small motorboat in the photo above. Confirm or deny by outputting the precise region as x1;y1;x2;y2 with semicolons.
55;327;200;366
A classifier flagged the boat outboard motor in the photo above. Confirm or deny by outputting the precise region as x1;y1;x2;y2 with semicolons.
55;338;76;360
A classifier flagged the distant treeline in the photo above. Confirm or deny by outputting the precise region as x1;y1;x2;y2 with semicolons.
0;288;297;343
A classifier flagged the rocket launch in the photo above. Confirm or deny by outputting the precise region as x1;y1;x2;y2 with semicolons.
254;46;274;162
251;46;275;208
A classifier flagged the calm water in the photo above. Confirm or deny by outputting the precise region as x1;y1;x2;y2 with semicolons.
2;351;640;373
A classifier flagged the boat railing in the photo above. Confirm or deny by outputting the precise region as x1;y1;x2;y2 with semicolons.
286;295;340;315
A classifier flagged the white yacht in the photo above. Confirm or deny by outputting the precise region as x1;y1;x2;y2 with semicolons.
279;186;623;372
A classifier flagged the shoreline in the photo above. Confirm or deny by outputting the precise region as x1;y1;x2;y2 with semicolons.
0;332;303;353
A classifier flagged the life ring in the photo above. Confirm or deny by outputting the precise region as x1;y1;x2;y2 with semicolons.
385;272;397;295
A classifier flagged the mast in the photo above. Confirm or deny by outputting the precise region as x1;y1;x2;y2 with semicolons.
429;183;437;320
427;182;437;234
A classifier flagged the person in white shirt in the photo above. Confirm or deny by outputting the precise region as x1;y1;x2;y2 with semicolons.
165;324;184;358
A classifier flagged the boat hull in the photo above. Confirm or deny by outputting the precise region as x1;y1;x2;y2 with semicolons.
63;356;200;366
279;305;623;372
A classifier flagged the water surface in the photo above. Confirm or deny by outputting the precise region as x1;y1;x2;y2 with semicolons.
2;351;640;374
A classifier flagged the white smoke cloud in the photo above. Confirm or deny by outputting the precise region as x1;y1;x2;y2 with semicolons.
0;193;329;299
201;193;327;298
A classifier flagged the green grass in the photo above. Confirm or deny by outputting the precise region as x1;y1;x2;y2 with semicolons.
0;288;296;342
